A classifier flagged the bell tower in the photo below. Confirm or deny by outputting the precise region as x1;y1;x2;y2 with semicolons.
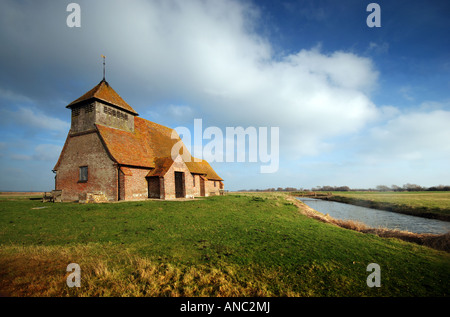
66;56;138;134
66;79;139;134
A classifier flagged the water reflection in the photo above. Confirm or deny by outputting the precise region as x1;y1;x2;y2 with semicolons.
296;197;450;235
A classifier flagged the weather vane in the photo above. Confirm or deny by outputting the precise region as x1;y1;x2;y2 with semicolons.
101;54;106;80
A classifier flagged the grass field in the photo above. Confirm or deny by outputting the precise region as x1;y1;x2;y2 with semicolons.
0;193;449;297
320;191;450;221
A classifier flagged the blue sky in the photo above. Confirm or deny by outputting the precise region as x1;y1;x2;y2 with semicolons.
0;0;449;191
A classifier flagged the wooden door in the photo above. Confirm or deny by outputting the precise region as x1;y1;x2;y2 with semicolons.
175;172;184;198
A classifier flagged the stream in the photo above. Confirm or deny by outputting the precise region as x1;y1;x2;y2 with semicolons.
296;197;450;235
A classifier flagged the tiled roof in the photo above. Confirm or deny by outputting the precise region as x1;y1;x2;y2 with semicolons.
120;166;133;176
146;157;174;177
185;159;223;181
67;80;138;115
97;117;223;181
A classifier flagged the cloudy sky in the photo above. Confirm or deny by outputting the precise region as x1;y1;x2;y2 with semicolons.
0;0;449;191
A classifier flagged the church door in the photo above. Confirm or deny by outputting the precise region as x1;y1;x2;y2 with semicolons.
175;172;185;198
200;177;205;197
147;177;160;198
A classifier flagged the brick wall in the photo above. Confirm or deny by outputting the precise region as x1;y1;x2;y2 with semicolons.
121;167;151;200
191;174;201;197
204;179;221;196
55;131;117;201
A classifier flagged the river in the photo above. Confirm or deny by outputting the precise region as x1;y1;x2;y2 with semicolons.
296;197;450;235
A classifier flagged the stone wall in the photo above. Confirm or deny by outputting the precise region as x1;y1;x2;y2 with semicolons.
70;102;96;133
95;102;135;132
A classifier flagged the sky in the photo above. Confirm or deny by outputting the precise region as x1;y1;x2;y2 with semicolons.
0;0;449;192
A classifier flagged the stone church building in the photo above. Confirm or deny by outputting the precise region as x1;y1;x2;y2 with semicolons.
53;79;224;201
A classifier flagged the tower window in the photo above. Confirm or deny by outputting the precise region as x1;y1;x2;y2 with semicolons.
72;108;80;117
103;106;128;120
79;166;88;182
85;104;94;113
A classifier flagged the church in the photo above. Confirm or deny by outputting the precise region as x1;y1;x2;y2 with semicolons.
53;79;224;202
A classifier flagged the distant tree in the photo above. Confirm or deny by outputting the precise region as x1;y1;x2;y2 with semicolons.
428;185;450;191
391;185;402;192
403;183;423;191
376;185;390;192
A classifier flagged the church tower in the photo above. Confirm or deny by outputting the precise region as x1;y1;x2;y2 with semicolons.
66;79;139;134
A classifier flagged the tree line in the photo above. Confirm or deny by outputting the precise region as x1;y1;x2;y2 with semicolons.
238;184;450;192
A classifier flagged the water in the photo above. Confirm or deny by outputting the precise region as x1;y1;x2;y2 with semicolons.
296;197;450;235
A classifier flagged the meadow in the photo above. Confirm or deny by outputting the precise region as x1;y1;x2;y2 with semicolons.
0;193;449;297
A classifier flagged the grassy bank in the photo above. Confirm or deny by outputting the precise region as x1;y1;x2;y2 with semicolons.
315;191;450;221
1;193;449;296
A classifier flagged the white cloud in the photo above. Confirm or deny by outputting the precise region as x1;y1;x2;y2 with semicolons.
74;0;378;159
399;86;415;101
0;107;69;134
4;144;62;162
367;42;389;55
0;88;32;103
360;109;450;162
166;105;194;120
0;0;380;160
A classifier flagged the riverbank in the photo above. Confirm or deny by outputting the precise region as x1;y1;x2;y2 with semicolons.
292;191;450;222
288;196;450;253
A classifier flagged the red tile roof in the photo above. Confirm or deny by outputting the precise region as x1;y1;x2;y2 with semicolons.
67;80;138;115
146;157;174;177
96;117;223;181
120;166;133;176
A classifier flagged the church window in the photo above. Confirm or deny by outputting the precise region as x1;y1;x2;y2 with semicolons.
85;104;94;113
79;166;88;182
72;108;80;117
103;106;127;120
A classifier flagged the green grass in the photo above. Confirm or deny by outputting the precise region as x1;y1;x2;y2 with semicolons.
1;193;449;296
